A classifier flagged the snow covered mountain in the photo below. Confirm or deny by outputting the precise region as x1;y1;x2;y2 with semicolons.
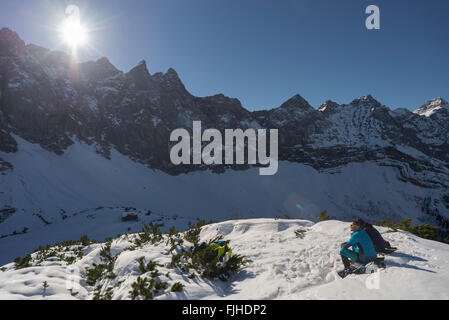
1;27;449;265
1;219;448;300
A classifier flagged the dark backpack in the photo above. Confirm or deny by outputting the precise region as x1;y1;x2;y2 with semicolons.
363;223;387;252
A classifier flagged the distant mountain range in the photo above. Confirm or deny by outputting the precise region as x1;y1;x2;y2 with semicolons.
0;27;448;263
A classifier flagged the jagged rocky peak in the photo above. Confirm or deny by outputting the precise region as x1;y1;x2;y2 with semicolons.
128;59;151;76
79;56;121;81
348;94;384;110
351;94;378;104
151;67;186;90
0;27;26;56
414;97;449;117
138;59;148;68
95;56;116;70
166;67;177;76
125;59;153;87
279;94;314;112
318;100;340;113
164;67;184;85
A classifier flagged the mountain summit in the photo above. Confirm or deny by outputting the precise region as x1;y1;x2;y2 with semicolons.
414;97;449;117
0;27;26;56
280;94;314;111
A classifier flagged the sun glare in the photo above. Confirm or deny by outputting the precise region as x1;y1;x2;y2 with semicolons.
59;5;88;54
61;19;87;48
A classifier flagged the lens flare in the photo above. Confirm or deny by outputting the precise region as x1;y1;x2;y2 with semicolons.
61;20;87;47
60;5;88;54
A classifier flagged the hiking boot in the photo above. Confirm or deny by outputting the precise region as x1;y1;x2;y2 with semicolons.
337;268;352;278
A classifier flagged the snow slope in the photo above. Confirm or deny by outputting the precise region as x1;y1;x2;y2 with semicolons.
0;219;448;300
0;136;439;265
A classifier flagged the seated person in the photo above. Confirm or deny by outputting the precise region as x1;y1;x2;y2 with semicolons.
339;219;377;276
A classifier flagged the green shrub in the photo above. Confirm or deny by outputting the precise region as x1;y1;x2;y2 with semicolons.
85;259;116;286
14;254;32;269
137;257;162;274
170;253;182;268
394;219;413;233
93;284;114;300
168;226;179;237
186;241;252;281
166;236;184;253
376;219;444;242
184;221;206;246
129;277;154;300
150;270;160;278
99;242;113;263
411;224;438;241
65;256;76;265
85;264;107;286
317;210;331;222
171;282;185;292
153;280;168;293
129;276;168;300
80;235;92;246
135;223;163;246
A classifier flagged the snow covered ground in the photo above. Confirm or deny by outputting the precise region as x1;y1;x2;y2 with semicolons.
0;219;448;300
0;136;437;265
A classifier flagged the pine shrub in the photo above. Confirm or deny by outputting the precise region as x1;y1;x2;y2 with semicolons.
184;221;203;245
137;257;162;274
183;241;252;281
411;224;438;241
135;223;163;246
171;282;185;292
14;254;32;269
317;210;331;222
129;276;168;300
376;219;443;242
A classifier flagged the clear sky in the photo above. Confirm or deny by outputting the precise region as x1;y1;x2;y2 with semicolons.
1;0;448;111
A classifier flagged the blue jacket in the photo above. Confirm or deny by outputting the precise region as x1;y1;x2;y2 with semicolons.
342;229;377;260
363;223;387;252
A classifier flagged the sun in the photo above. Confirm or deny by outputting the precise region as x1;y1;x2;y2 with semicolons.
61;19;87;48
59;5;88;53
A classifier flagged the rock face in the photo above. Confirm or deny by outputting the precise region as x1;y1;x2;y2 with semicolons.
1;28;449;228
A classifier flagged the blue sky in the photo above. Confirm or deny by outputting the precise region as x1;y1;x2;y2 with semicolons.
1;0;448;110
